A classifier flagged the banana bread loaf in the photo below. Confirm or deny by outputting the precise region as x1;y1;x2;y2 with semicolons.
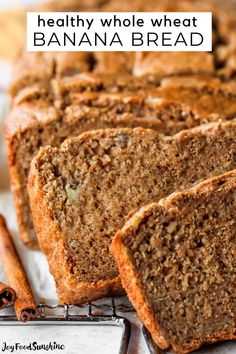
28;121;236;304
5;0;236;247
111;170;236;353
5;75;236;248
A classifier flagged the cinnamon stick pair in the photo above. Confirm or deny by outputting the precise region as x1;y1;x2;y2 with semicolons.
0;215;38;322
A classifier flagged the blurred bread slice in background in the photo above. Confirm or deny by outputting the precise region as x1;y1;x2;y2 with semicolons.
0;0;104;62
0;7;25;62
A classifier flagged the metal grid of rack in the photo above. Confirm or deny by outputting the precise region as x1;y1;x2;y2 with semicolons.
143;326;165;354
0;299;134;354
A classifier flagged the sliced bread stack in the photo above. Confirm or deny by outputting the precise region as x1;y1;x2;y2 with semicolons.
5;75;236;248
5;0;236;248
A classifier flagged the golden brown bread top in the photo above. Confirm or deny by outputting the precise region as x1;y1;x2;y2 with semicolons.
5;0;236;149
9;0;236;96
5;74;236;138
5;0;236;139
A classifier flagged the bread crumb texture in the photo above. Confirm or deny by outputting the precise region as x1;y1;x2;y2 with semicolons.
111;170;236;353
28;121;236;303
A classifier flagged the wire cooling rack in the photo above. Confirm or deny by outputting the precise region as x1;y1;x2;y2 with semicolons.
0;298;133;354
143;326;166;354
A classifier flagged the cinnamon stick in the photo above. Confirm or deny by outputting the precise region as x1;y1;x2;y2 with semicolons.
0;281;16;309
0;215;38;322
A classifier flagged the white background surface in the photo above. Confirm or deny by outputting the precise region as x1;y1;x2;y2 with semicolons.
0;0;39;10
0;1;235;353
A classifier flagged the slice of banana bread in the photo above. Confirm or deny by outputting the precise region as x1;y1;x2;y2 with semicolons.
111;170;236;353
5;0;236;248
28;121;236;304
5;75;236;248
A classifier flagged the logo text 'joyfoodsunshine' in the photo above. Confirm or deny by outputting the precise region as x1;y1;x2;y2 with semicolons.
1;341;65;352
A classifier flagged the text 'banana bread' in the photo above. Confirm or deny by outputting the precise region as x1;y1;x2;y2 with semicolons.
28;121;236;304
111;170;236;353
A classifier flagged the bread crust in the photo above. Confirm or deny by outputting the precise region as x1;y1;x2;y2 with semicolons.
111;171;236;353
111;205;170;350
28;157;124;303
